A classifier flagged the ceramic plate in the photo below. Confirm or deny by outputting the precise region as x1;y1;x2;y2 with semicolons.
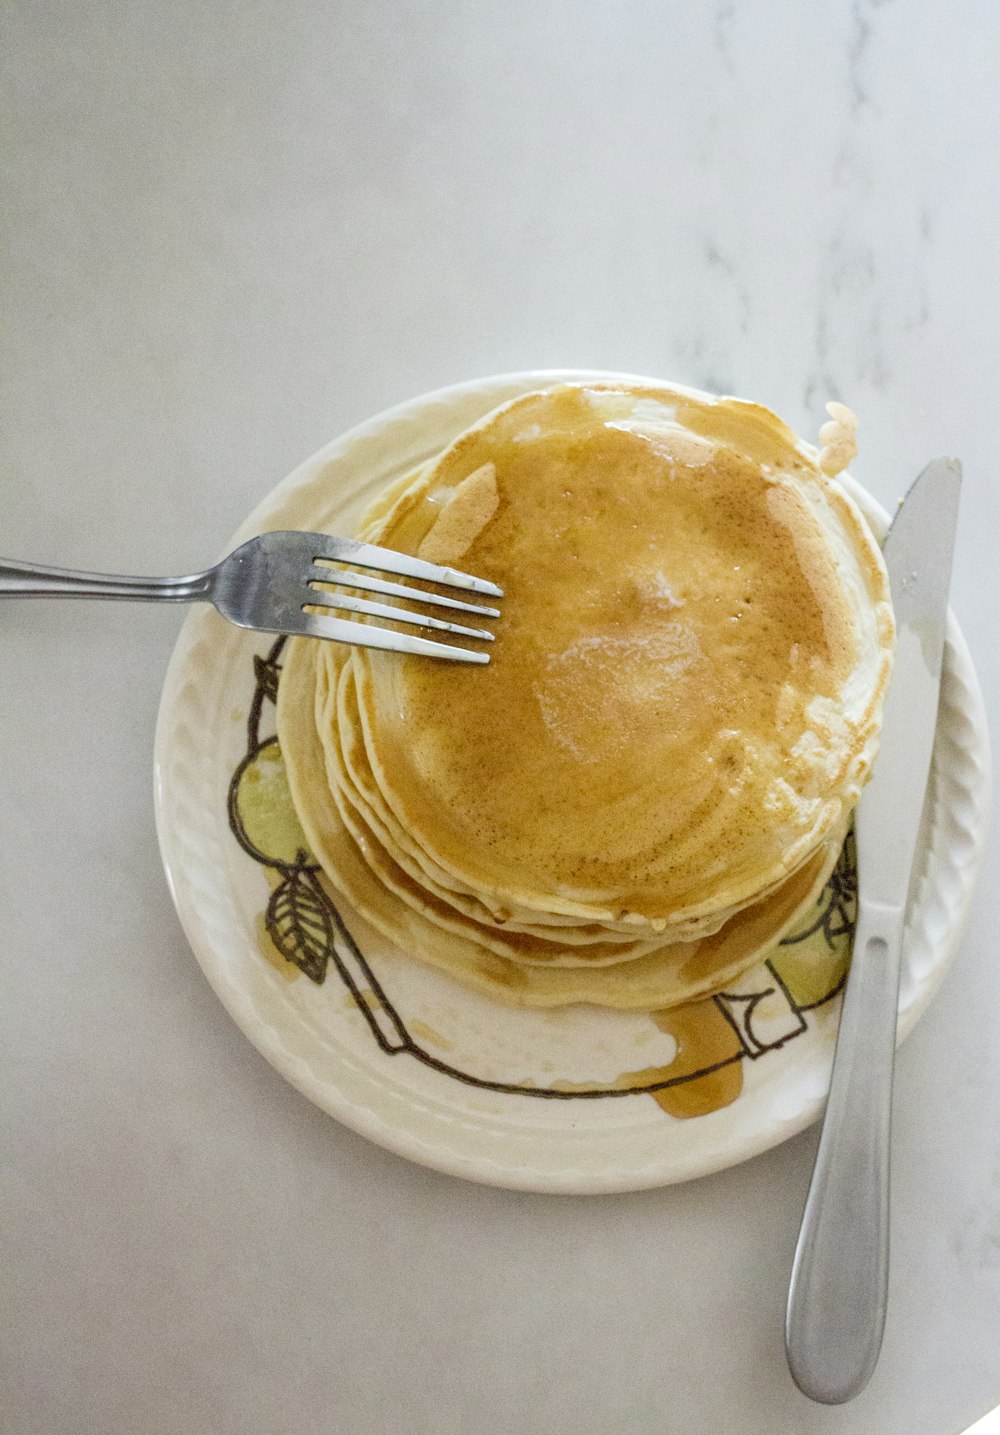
154;370;991;1194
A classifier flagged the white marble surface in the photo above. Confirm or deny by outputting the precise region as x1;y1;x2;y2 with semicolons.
2;3;998;1432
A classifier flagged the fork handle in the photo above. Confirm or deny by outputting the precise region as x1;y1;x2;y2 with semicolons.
0;557;213;603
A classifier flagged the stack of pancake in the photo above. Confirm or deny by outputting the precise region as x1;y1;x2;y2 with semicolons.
277;383;894;1009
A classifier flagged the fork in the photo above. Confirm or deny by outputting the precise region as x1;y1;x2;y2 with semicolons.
0;531;503;664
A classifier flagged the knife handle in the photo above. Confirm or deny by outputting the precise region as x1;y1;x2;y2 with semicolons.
785;899;906;1404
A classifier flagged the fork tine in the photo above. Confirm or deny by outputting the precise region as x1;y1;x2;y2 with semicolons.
310;563;500;617
305;589;494;640
307;534;504;598
296;611;490;663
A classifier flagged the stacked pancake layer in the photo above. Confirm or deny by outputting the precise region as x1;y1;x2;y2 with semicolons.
276;383;894;1009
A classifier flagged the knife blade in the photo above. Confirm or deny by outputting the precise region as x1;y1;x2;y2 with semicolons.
855;458;962;903
785;457;962;1405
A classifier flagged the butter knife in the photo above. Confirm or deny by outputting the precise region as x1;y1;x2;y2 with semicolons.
785;457;962;1404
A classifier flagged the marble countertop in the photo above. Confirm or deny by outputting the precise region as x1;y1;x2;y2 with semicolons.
3;4;998;1432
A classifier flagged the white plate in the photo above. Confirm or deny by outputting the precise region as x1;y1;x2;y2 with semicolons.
154;370;991;1194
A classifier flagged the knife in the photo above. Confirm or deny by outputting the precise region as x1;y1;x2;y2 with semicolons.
784;457;962;1405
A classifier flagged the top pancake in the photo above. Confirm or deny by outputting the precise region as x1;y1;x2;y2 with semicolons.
345;383;894;933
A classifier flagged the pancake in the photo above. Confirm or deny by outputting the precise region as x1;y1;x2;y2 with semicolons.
316;467;683;946
324;655;670;952
312;483;664;944
348;383;893;935
324;647;851;967
274;378;893;1009
318;645;665;952
277;633;849;1008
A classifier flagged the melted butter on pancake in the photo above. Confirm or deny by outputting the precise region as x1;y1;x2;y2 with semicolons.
536;624;705;764
417;461;499;564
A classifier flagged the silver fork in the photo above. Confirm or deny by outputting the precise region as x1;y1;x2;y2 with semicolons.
0;531;503;664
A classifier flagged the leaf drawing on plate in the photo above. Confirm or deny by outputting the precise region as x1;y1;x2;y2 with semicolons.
265;864;336;984
780;829;857;951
